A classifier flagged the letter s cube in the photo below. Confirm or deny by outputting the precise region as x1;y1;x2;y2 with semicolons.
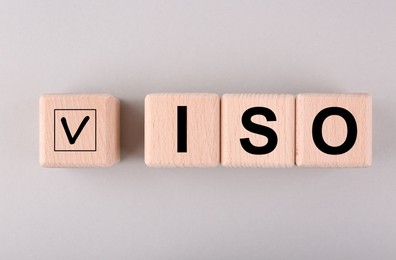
221;94;295;167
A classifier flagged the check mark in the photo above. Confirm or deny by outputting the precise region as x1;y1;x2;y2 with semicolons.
61;116;90;144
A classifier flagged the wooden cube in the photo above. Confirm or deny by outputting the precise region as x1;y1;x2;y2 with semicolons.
40;94;120;167
296;93;372;167
221;94;295;167
145;93;220;167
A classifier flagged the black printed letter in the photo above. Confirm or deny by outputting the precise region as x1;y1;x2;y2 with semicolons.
240;107;278;155
312;107;357;155
177;106;187;153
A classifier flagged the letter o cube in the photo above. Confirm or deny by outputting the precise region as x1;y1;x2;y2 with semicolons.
296;93;372;167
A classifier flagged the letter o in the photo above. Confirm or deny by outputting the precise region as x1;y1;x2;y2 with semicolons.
312;107;357;155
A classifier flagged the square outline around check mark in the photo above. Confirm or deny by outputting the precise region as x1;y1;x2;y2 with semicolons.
54;109;97;152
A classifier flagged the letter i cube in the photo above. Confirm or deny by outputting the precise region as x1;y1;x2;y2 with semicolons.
145;93;220;167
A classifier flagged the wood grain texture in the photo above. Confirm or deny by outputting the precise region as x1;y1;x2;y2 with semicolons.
40;94;120;167
221;94;295;167
145;93;220;167
296;93;372;167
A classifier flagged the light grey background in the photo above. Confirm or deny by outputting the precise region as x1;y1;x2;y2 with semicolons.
0;0;395;259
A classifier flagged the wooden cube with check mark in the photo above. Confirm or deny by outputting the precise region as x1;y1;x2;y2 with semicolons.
39;94;120;167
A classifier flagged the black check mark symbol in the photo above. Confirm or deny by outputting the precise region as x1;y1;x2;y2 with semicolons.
61;116;90;144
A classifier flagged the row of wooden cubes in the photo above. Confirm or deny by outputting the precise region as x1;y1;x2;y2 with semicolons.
40;93;372;168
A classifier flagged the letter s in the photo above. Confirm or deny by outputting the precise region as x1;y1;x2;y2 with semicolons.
240;107;278;155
